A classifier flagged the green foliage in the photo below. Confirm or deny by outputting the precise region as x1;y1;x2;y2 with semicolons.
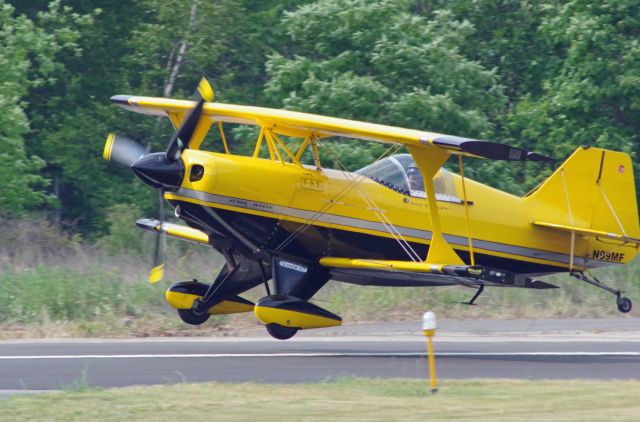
126;0;245;98
436;0;558;102
96;204;146;256
23;2;153;232
3;0;640;228
507;0;640;190
0;0;88;214
266;1;505;137
263;0;509;178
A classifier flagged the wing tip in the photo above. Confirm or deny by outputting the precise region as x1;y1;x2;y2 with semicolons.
110;95;132;106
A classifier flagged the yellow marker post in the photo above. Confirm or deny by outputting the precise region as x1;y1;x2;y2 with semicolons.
422;311;438;394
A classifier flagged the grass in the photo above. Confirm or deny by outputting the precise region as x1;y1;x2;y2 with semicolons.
3;378;640;421
0;263;244;339
0;217;240;338
3;260;637;339
320;258;640;320
1;216;638;339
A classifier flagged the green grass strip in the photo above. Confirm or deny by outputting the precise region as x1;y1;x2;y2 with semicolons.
3;378;640;421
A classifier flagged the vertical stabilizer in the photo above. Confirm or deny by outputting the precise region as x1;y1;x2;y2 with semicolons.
525;146;640;266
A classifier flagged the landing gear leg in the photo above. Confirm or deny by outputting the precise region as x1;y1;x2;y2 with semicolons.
258;256;333;340
191;250;239;316
259;261;271;296
572;272;632;314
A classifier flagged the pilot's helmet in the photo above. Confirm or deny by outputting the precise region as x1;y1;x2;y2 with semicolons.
406;166;421;177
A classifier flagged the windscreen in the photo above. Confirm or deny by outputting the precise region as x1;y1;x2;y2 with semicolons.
356;154;461;202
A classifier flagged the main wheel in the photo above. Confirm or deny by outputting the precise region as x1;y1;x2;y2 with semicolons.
266;323;298;340
617;297;632;313
177;308;210;325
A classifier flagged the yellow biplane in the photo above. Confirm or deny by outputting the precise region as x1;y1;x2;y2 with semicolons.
103;78;638;339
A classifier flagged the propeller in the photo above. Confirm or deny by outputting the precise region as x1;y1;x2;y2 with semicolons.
148;189;167;283
103;77;214;283
103;133;148;166
165;77;214;162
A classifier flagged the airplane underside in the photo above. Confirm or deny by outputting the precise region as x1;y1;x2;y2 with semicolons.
171;199;570;277
151;199;576;339
148;198;632;339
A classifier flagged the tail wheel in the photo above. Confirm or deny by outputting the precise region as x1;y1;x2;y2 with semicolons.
177;308;210;325
266;323;298;340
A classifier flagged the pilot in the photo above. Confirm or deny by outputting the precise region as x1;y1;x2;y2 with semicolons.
406;166;424;191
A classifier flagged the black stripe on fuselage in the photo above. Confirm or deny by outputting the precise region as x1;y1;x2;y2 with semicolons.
171;200;567;275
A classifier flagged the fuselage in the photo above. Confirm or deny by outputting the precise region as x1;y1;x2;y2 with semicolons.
165;150;632;276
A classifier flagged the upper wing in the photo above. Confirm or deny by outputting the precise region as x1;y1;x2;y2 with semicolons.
111;95;551;162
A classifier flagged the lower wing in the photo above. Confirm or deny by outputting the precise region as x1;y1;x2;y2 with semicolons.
319;257;558;289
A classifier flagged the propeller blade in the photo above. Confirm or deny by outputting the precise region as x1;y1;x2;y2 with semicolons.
148;189;167;283
165;77;214;162
103;133;148;166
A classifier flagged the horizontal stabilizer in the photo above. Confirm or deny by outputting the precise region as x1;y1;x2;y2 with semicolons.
532;221;640;245
136;218;210;245
528;279;559;289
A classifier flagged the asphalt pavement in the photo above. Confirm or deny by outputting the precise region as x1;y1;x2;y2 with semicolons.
0;318;638;392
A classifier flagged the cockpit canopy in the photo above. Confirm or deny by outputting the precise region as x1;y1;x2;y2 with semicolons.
355;154;461;202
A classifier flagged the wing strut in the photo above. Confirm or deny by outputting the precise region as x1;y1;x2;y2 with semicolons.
560;168;577;271
458;155;475;266
273;143;403;254
253;127;265;158
408;146;464;265
310;132;321;170
218;121;230;154
325;144;422;262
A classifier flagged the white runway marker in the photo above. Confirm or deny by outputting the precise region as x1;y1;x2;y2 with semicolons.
0;351;639;359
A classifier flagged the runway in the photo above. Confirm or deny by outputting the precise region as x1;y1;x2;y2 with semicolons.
1;318;639;390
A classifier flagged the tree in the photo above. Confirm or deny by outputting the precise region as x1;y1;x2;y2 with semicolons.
508;0;640;191
263;0;506;171
433;0;557;103
11;0;136;229
12;0;311;232
0;1;89;215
